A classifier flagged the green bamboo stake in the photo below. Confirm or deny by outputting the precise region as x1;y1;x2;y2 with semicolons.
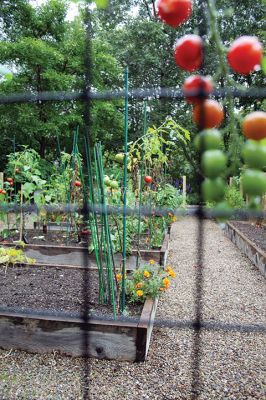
121;67;129;313
136;101;147;268
84;136;105;304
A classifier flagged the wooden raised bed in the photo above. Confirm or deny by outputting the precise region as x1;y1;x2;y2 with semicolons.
225;222;266;278
2;232;170;270
0;297;158;362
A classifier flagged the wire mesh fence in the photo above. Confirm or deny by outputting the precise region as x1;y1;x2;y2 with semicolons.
0;1;265;399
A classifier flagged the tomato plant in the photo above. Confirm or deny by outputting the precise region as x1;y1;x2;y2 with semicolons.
192;100;224;129
242;140;266;170
242;169;266;196
227;36;263;75
174;35;203;72
201;150;227;179
183;75;213;104
242;111;266;141
144;176;153;184
157;0;192;28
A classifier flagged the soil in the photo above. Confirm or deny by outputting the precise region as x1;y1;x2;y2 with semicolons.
0;265;143;318
0;229;159;250
230;221;266;253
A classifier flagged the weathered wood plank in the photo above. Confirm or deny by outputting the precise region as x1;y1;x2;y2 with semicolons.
225;222;266;278
0;295;158;362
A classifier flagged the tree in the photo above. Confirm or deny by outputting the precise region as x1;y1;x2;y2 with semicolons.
0;0;124;168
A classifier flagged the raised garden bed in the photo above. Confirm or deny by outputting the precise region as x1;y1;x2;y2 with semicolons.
0;265;158;361
224;221;266;278
1;230;170;269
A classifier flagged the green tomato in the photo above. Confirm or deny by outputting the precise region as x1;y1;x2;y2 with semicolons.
202;178;225;202
104;176;111;186
109;180;119;189
201;150;227;178
194;129;222;151
242;140;266;170
115;153;124;164
242;169;266;196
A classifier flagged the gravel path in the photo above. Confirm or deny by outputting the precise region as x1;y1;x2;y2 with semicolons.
1;217;265;399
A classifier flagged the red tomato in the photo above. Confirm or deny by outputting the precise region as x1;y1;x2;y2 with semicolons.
157;0;192;28
192;100;224;129
0;189;3;194
6;177;13;183
227;36;263;75
242;111;266;141
74;180;82;187
183;75;213;104
174;35;203;72
1;190;6;195
144;176;153;184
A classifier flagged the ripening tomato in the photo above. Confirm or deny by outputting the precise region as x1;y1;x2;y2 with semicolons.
242;169;266;196
201;150;227;179
6;177;13;183
1;190;6;195
192;100;224;129
242;140;266;170
202;177;225;202
174;35;203;72
227;36;263;75
144;176;153;184
194;129;222;151
74;180;82;187
183;75;213;104
242;111;266;141
157;0;192;28
0;189;3;194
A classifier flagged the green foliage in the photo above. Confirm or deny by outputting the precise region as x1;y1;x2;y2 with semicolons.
0;247;35;267
155;184;183;209
125;264;174;304
224;185;245;209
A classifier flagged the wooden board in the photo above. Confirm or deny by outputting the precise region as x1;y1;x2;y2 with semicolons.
2;232;169;269
0;297;157;362
225;222;266;278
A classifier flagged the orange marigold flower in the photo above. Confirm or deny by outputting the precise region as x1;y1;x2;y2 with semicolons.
166;266;172;272
136;282;143;289
136;290;143;297
143;270;151;278
163;277;171;288
116;273;122;281
149;259;155;265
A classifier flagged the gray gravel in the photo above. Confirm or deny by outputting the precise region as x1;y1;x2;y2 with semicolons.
1;217;265;399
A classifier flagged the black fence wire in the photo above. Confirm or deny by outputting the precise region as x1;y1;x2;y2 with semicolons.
0;1;265;400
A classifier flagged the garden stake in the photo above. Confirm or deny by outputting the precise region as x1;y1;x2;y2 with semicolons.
121;67;129;313
136;101;147;268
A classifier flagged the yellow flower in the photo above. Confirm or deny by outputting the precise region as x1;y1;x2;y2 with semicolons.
136;282;143;289
149;259;155;265
172;216;177;222
116;273;122;281
159;287;166;292
163;277;170;288
143;270;151;278
166;266;172;272
136;290;143;297
168;270;176;278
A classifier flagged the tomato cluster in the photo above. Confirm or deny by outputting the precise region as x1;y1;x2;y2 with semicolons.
156;0;265;204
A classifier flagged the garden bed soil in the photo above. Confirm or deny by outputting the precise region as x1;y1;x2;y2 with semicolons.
0;265;142;318
230;221;266;253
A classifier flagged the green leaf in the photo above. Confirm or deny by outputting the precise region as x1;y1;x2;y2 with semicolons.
22;182;36;198
95;0;109;9
261;57;266;75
